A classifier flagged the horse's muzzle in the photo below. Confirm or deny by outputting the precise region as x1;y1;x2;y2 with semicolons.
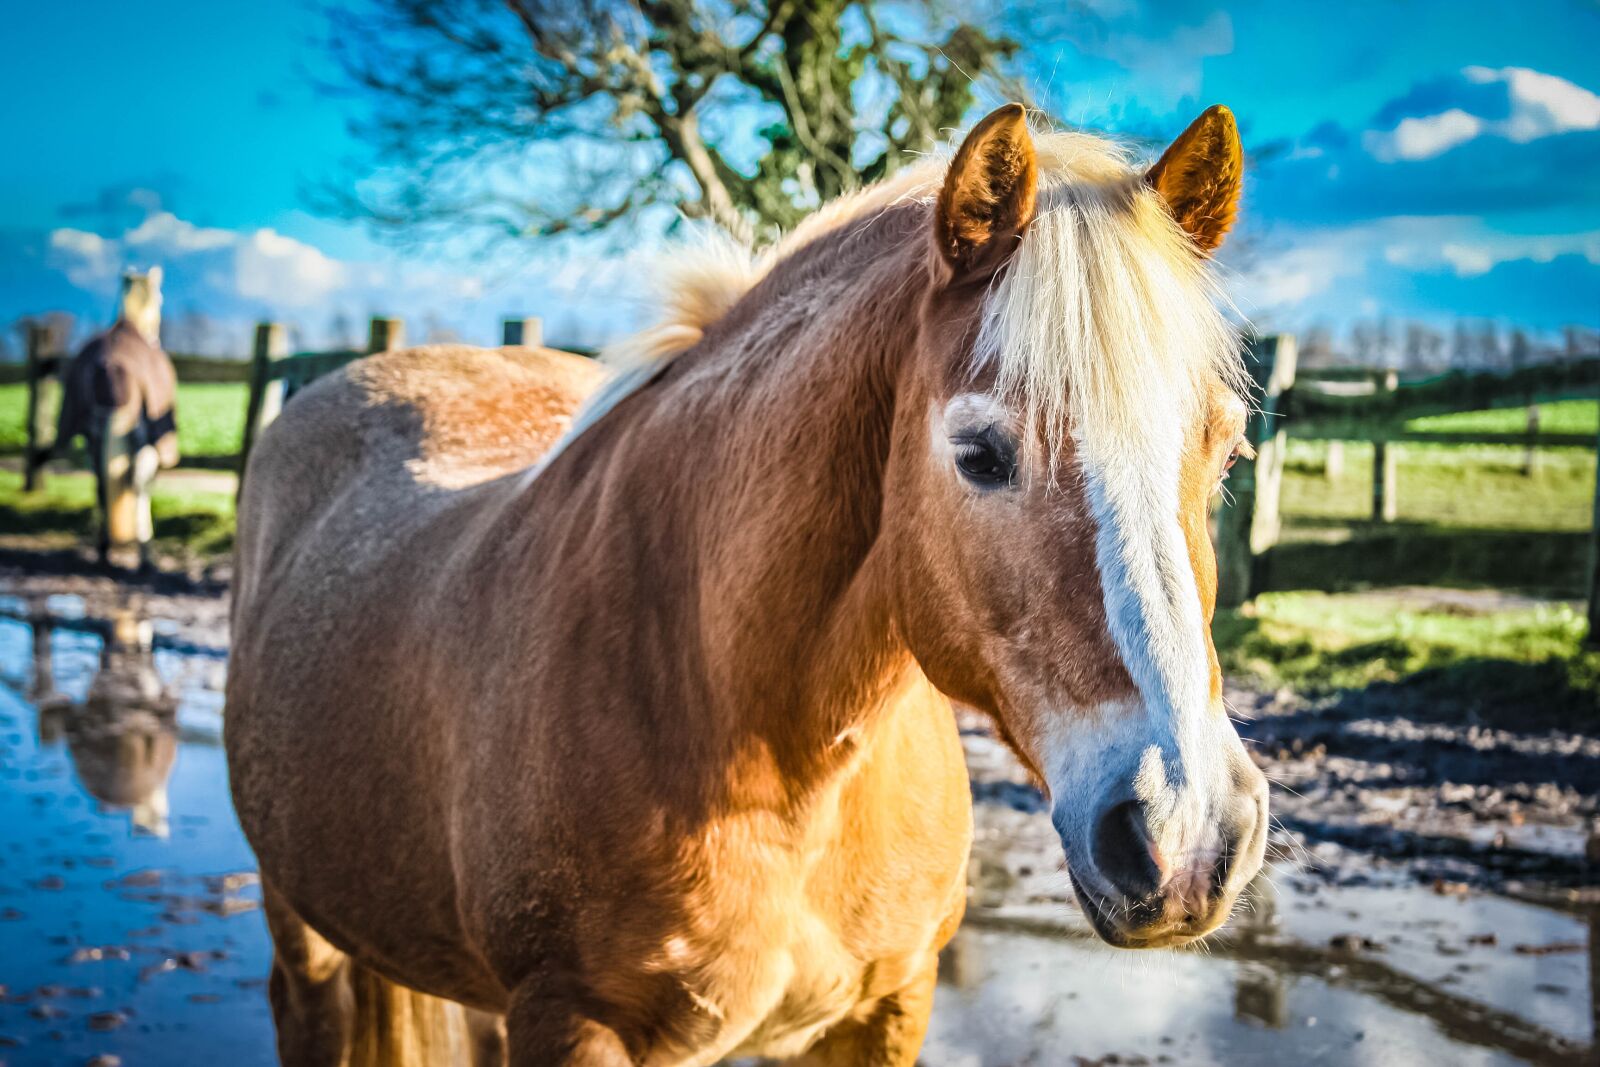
1071;770;1269;949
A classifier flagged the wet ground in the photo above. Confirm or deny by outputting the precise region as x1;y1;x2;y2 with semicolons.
0;569;1593;1066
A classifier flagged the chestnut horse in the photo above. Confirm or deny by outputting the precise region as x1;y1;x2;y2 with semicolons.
226;104;1268;1066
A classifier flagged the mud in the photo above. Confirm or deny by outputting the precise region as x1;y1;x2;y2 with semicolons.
0;568;1593;1065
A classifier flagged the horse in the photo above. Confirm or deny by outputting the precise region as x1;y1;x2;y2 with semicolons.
54;267;180;571
36;607;178;836
226;103;1269;1066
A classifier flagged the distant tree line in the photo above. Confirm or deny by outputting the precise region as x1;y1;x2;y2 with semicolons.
7;310;1596;369
1297;320;1600;374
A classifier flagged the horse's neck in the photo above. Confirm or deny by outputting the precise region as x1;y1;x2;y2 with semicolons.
119;303;159;346
543;213;930;794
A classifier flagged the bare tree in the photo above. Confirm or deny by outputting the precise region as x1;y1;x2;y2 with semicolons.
320;0;1016;248
1507;328;1531;372
161;307;219;356
14;312;80;356
1297;324;1338;368
327;310;357;351
1402;321;1444;373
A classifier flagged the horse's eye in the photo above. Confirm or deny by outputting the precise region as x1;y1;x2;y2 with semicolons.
953;433;1016;488
1218;436;1251;485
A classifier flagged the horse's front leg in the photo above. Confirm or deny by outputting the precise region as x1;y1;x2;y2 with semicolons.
504;986;632;1067
86;429;111;567
792;962;939;1067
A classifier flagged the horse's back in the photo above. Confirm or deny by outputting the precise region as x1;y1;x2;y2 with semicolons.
233;343;603;604
227;343;604;1002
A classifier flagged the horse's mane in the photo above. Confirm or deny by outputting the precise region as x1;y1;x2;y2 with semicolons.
566;124;1243;462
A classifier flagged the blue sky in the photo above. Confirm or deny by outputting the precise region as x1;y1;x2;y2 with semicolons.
3;0;1597;355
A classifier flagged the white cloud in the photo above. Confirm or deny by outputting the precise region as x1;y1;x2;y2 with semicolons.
1377;219;1600;276
1438;243;1495;276
1466;65;1600;141
1366;66;1600;161
125;211;234;252
48;228;120;288
34;206;627;350
234;229;347;306
1098;11;1234;104
1232;229;1369;315
1365;108;1482;161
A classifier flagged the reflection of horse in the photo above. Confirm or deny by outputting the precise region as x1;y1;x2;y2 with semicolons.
228;105;1268;1065
54;268;180;570
34;608;178;836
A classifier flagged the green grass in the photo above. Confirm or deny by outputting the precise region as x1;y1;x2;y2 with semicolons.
1407;398;1597;437
0;383;28;454
1269;439;1595;597
1281;440;1594;531
0;468;235;557
171;382;248;459
0;381;248;461
1215;590;1599;730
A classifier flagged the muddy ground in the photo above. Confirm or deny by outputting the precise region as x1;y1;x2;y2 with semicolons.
0;561;1595;1065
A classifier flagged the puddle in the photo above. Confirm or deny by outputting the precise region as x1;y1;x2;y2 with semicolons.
0;592;1593;1065
930;872;1594;1067
0;599;275;1065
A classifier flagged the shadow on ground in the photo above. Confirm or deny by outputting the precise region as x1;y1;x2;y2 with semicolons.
1264;521;1589;597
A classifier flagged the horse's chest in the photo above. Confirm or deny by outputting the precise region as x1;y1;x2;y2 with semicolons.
679;900;940;1064
658;823;967;1061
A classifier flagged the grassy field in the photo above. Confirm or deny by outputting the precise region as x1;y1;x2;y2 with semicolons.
0;381;248;461
0;467;235;557
1270;431;1595;597
1217;590;1599;730
1407;397;1598;436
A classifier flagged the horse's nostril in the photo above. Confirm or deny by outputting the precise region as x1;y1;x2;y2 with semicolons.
1092;799;1162;900
1213;788;1266;897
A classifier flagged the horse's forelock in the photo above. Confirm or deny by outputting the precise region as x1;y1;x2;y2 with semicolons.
973;134;1246;470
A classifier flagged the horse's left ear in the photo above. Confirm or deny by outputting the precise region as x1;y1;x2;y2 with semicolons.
1146;105;1243;253
146;266;163;289
935;103;1038;283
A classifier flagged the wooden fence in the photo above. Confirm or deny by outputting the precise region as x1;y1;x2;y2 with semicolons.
14;322;1600;639
1214;336;1600;641
18;315;563;492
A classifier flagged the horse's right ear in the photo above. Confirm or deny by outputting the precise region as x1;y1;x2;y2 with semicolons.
935;103;1038;284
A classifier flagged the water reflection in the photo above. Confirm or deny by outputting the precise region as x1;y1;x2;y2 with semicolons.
0;593;276;1065
29;602;179;835
1231;875;1288;1030
0;589;1593;1066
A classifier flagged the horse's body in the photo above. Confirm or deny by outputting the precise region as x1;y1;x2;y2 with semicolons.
55;269;179;568
228;106;1269;1066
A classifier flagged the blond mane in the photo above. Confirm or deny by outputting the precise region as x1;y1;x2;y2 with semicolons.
573;122;1243;461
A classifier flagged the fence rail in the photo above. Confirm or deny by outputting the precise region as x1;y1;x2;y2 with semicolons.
1215;338;1599;643
12;322;1600;639
18;315;578;490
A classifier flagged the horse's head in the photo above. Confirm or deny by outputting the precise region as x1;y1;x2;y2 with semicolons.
120;266;164;343
885;105;1267;948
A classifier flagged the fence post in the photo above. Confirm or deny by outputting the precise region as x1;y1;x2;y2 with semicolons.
1371;370;1399;523
23;324;60;492
502;317;542;348
1587;417;1599;647
1216;333;1298;609
238;323;289;487
1521;405;1540;477
1321;440;1344;481
367;317;404;354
